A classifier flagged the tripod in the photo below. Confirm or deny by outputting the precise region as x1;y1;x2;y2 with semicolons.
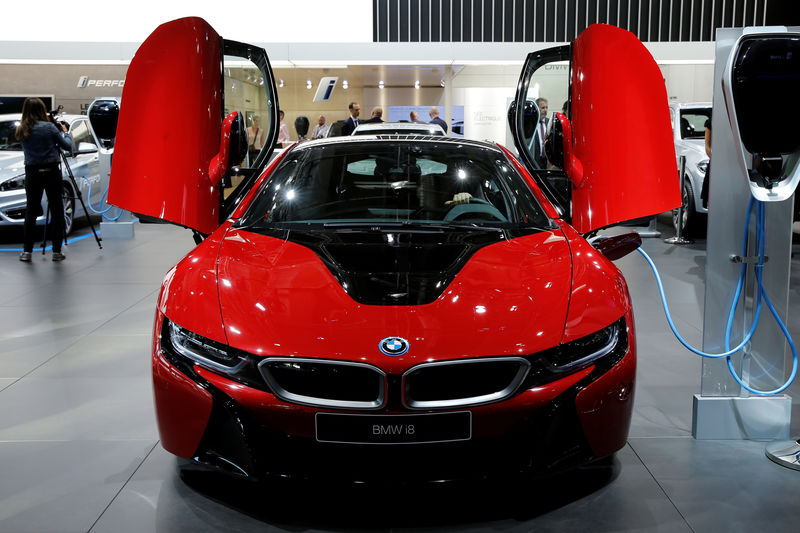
40;149;103;252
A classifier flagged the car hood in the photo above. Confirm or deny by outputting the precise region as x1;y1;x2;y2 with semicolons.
677;138;708;157
0;151;25;179
213;226;574;373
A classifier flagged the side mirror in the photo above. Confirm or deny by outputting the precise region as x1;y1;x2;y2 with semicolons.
549;113;584;189
87;99;120;149
593;232;642;261
209;111;248;187
74;142;98;155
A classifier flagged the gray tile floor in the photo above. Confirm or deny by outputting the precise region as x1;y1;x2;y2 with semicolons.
1;218;799;532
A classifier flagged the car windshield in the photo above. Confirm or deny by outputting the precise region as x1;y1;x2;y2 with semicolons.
0;120;22;151
239;140;551;230
679;109;711;139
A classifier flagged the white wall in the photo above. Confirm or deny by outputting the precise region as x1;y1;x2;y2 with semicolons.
2;0;373;43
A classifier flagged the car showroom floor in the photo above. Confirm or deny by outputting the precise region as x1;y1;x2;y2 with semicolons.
0;218;799;533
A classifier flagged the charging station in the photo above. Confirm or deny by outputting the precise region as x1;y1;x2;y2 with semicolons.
692;27;799;442
87;97;134;239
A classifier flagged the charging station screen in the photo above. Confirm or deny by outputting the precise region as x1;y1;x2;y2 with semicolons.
732;36;800;155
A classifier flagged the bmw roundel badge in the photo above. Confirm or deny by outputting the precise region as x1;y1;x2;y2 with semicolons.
379;336;409;356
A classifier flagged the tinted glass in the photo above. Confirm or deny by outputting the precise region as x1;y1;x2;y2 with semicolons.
239;141;550;229
679;109;711;140
0;120;21;151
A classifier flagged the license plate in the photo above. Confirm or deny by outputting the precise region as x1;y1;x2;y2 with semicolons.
315;411;472;444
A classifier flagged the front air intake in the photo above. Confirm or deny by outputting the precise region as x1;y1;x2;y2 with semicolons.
403;357;530;409
258;358;386;410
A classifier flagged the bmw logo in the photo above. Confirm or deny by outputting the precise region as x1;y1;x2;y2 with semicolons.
379;336;409;356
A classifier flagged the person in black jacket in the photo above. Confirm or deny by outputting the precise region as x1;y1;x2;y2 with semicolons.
341;102;361;136
15;97;73;262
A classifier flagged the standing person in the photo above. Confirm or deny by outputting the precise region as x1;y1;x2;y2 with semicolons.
361;107;384;124
247;116;264;162
535;97;549;168
311;115;330;139
15;97;73;262
341;102;361;136
410;110;421;123
701;115;712;209
428;106;448;133
277;110;290;146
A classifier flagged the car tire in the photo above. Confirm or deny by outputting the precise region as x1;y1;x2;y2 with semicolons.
672;177;697;237
62;182;75;235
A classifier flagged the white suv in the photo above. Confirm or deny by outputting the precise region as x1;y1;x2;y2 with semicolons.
669;102;711;235
0;113;103;234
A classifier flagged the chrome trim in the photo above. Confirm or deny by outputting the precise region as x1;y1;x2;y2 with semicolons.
402;357;530;410
552;322;620;372
258;357;387;410
168;321;246;374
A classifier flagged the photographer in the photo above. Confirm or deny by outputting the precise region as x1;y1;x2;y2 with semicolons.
15;98;73;262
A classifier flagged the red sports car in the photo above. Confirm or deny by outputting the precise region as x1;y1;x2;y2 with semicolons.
108;18;678;482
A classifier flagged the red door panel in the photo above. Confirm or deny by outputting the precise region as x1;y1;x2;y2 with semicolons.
108;17;223;234
570;24;680;233
511;24;680;234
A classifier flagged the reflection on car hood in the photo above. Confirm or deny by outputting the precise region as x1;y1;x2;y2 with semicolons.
678;138;708;157
214;227;573;371
0;151;25;180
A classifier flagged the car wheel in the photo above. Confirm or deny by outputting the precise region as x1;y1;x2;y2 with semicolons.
62;183;75;235
672;178;697;236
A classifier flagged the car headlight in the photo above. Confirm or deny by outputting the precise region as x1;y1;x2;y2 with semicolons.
166;319;247;373
540;317;625;373
696;160;709;174
0;174;25;191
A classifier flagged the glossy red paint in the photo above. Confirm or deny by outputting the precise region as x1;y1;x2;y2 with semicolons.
212;228;578;375
156;224;232;345
575;308;637;457
108;17;224;235
554;112;584;188
152;310;214;458
195;364;594;439
558;221;632;343
497;144;560;219
208;112;242;187
569;24;680;233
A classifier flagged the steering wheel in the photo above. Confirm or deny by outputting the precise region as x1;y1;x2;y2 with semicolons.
443;198;507;222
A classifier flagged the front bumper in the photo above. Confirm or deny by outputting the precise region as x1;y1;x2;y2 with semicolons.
152;311;636;482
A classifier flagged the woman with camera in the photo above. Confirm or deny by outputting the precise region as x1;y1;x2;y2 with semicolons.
15;97;73;262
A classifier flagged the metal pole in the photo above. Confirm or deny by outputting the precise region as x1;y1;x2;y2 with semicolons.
665;155;694;244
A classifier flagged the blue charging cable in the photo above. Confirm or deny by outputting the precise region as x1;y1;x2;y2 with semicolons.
80;177;123;221
637;196;798;395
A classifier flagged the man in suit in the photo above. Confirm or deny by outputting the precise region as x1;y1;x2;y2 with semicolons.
428;106;448;133
534;97;549;168
361;107;384;124
341;102;361;136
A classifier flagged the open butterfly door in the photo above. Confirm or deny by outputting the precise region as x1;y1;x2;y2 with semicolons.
510;24;680;234
108;17;279;235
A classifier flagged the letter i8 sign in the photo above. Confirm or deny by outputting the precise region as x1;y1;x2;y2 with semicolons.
315;412;472;444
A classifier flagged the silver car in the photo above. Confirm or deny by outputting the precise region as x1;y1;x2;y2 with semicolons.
0;113;104;235
669;102;711;235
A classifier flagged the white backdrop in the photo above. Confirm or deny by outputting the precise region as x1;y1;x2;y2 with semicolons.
3;0;373;43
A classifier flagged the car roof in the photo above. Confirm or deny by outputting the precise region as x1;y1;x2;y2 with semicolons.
352;122;446;136
295;134;501;152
